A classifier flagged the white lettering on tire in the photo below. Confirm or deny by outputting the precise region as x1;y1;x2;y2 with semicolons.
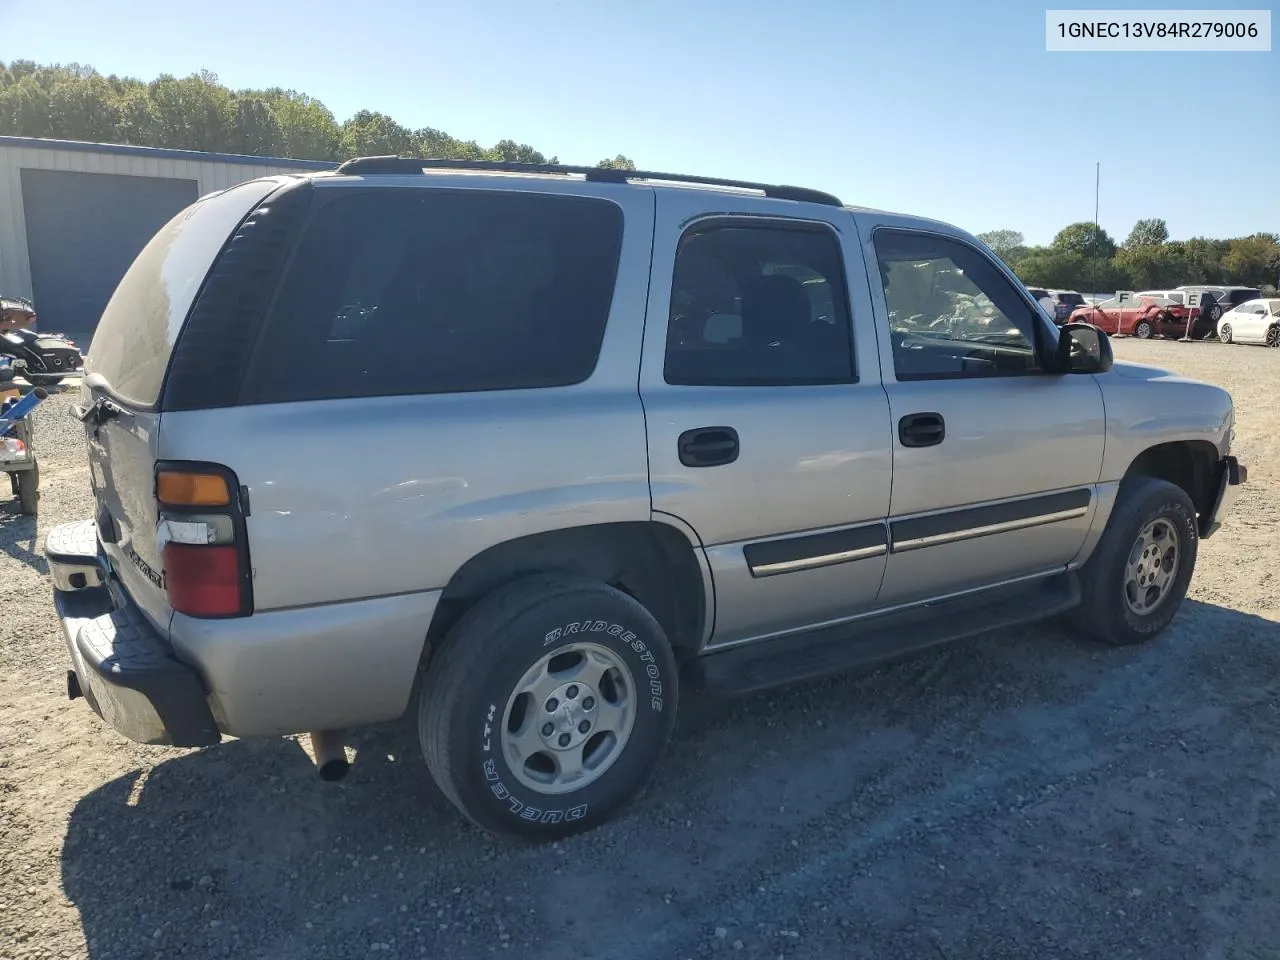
483;754;588;823
483;617;670;821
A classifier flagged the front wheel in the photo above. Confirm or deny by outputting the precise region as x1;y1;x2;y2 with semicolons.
1070;477;1197;646
1219;323;1233;344
418;574;678;839
1266;325;1279;348
1134;319;1154;339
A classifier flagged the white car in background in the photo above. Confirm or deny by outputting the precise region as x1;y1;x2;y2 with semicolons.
1217;298;1280;347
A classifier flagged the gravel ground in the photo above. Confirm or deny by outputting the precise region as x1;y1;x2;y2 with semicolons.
3;340;1280;960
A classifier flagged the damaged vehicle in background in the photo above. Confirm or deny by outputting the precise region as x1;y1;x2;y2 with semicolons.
1068;294;1203;340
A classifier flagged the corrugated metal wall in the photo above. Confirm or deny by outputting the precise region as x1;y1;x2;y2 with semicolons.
0;140;326;300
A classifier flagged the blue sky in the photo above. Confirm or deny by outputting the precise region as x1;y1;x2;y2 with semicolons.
3;0;1276;245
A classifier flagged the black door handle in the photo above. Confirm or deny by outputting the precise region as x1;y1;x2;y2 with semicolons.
899;412;945;448
678;426;740;467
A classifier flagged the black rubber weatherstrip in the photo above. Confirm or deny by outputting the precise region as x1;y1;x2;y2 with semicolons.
743;522;887;571
891;488;1092;548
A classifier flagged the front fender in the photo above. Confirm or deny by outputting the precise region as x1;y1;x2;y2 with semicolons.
1096;363;1234;481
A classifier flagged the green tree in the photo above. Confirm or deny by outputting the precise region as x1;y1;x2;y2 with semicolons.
1114;243;1186;290
491;139;549;164
113;85;162;146
47;74;120;142
148;72;234;152
0;59;618;168
340;110;413;158
0;76;52;137
596;155;637;170
227;96;282;156
1052;221;1117;260
1222;234;1280;287
1015;248;1085;289
257;89;339;160
976;229;1024;257
1124;218;1169;248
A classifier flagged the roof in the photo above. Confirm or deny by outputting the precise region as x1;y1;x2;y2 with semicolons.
0;135;333;171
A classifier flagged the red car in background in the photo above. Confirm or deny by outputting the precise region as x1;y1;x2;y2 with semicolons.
1068;295;1202;339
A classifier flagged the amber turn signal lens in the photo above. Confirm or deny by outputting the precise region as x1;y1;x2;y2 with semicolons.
156;471;230;507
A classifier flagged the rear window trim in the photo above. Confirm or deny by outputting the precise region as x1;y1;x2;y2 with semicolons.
85;180;295;413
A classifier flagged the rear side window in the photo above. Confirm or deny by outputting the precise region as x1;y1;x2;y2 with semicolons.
240;189;624;404
664;223;854;387
86;179;281;407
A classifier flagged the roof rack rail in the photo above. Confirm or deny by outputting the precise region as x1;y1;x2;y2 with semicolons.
332;156;843;206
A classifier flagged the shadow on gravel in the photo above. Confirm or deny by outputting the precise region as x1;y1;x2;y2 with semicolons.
0;506;47;573
60;601;1280;960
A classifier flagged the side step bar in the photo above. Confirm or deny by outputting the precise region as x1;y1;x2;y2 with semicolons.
694;572;1081;697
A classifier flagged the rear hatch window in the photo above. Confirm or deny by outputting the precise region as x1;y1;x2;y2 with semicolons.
239;188;624;405
1057;293;1085;307
85;179;285;406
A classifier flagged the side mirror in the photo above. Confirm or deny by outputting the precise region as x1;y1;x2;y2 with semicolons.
1056;322;1112;374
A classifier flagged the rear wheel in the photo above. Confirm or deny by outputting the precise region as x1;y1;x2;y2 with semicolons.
1266;325;1279;348
16;463;38;515
418;574;678;839
1070;477;1197;646
1219;322;1233;344
1134;319;1154;339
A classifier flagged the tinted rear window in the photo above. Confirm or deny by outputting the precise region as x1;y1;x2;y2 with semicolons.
86;179;281;406
240;189;624;404
1057;293;1085;306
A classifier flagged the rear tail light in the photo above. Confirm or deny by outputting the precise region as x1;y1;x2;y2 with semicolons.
155;463;252;618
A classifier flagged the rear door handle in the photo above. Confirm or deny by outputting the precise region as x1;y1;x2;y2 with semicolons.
899;412;945;448
678;426;740;467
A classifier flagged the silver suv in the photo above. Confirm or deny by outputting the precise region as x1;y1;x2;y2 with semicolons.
46;158;1247;839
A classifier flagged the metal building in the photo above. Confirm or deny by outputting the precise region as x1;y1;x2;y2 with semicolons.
0;136;330;341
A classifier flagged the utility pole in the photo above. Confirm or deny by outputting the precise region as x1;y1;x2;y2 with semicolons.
1094;161;1100;235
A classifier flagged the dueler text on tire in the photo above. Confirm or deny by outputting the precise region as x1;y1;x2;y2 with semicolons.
418;574;679;839
1071;477;1197;646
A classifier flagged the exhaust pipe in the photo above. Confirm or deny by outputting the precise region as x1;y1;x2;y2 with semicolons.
309;730;350;782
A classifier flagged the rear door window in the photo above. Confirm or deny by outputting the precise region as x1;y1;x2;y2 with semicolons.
240;189;624;404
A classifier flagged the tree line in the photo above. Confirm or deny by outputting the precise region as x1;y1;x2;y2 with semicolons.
978;220;1280;295
0;61;637;170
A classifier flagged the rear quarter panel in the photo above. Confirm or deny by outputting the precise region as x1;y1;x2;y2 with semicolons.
158;180;658;613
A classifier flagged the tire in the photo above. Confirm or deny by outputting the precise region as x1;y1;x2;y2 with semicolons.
1208;304;1222;323
1219;323;1232;344
1266;325;1279;348
16;463;38;515
25;374;64;387
1070;477;1197;646
1134;319;1154;339
418;574;679;840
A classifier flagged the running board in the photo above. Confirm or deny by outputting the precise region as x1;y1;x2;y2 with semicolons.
693;572;1080;697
